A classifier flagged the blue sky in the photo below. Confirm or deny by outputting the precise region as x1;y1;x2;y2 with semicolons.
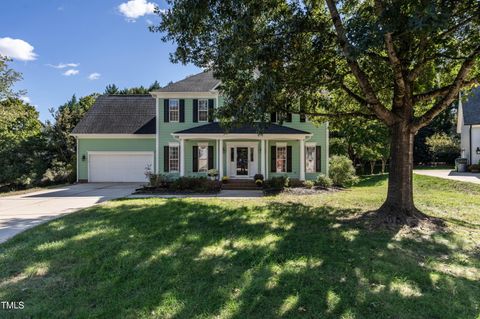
0;0;201;121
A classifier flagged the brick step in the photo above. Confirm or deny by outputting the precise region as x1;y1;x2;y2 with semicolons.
222;186;261;190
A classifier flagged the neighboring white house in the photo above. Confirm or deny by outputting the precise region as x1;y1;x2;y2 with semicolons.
457;87;480;165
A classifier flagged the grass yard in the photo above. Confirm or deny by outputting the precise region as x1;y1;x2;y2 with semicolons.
0;175;479;318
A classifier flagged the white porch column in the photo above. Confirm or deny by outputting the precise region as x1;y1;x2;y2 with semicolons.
219;138;224;177
265;139;269;179
216;139;219;169
180;138;185;176
261;139;266;177
300;139;305;181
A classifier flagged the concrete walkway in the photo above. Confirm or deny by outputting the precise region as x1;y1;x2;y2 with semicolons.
0;183;140;243
128;189;264;199
414;169;480;184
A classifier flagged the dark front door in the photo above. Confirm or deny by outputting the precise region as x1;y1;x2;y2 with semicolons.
236;147;249;175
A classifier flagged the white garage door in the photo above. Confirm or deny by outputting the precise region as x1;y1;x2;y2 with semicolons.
89;152;154;182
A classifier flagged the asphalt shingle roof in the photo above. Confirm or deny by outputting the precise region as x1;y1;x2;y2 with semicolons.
153;70;220;92
463;87;480;125
174;122;311;135
72;95;156;134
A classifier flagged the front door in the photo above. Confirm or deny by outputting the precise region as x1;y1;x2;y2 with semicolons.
236;147;249;176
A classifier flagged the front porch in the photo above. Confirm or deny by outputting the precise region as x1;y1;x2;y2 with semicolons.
158;122;328;181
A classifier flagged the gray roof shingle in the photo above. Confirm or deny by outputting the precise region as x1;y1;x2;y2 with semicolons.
153;70;220;92
72;95;156;134
463;87;480;125
174;122;311;135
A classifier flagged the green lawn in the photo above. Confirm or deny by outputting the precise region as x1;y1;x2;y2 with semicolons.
1;175;479;318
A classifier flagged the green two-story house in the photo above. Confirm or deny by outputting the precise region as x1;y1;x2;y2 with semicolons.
72;71;329;183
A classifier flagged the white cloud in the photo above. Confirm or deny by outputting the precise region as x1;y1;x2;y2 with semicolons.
0;37;37;61
20;96;31;103
88;72;101;80
118;0;157;21
63;69;79;76
47;62;79;69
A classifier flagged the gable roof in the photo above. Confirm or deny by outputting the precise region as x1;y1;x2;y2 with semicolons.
174;122;311;135
153;70;220;93
72;95;156;135
463;87;480;125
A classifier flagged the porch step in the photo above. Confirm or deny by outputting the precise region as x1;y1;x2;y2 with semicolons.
222;179;261;190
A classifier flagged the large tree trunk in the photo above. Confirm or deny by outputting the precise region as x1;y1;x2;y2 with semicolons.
378;121;423;224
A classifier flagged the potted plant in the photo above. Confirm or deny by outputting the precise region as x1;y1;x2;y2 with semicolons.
222;176;229;183
255;179;263;187
207;169;219;180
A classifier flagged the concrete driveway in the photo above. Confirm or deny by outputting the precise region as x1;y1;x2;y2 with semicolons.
414;169;480;184
0;183;140;243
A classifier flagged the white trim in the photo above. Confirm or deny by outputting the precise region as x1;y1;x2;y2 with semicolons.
261;139;265;177
87;151;154;182
72;134;155;139
179;139;185;176
168;142;180;147
225;142;258;178
265;140;269;179
306;142;316;147
198;98;209;122
172;133;311;140
276;142;287;147
156;97;159;173
76;136;79;182
300;139;305;181
88;151;154;155
169;99;180;123
150;92;218;99
197;142;208;147
168;144;180;173
219;138;224;177
275;144;287;173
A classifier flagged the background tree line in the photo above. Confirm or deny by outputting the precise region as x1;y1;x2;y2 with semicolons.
0;55;159;192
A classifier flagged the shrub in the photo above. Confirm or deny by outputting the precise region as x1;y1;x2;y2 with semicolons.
329;155;359;187
315;174;333;188
41;161;74;185
253;174;264;181
207;168;218;177
264;176;289;190
288;178;305;188
469;164;480;172
148;173;171;188
169;176;221;193
255;179;263;186
222;176;229;183
304;180;315;189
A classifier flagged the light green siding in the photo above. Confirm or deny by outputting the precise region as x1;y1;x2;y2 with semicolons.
77;138;156;180
157;97;328;180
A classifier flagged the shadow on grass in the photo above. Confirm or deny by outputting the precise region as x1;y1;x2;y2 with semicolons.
0;199;479;318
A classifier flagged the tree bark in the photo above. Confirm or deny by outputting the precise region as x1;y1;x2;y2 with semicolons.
378;121;422;222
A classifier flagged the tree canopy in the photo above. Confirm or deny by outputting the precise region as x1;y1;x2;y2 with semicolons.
155;0;480;221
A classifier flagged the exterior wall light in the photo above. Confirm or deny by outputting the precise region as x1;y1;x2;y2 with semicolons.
476;147;480;155
82;155;86;161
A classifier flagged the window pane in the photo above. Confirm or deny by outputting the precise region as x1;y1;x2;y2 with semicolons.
169;146;179;172
198;99;208;122
276;146;286;173
198;145;208;172
169;100;179;122
306;146;315;173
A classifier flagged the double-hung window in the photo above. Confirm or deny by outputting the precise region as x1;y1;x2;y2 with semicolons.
169;99;179;122
198;99;208;122
306;145;316;173
276;144;287;173
169;144;179;172
198;143;208;172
